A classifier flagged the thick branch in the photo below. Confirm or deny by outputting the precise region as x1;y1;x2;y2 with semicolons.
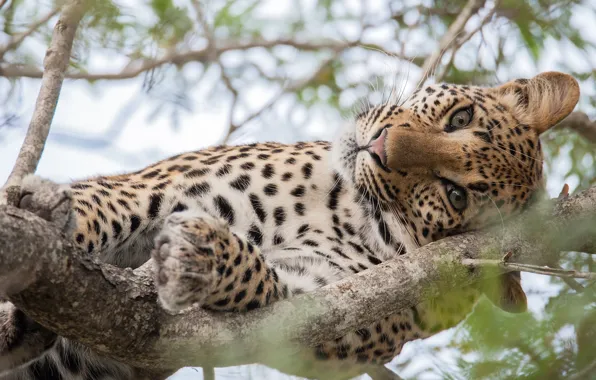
0;186;594;371
0;0;87;206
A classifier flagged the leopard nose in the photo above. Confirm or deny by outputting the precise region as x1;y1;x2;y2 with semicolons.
367;128;388;167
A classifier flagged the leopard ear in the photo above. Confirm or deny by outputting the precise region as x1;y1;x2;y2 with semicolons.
483;271;527;313
495;71;580;135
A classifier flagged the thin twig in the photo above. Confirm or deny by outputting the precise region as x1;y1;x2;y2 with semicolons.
435;0;500;82
0;0;88;206
0;8;60;59
223;51;341;143
556;111;596;143
568;357;596;380
419;0;485;84
462;259;596;280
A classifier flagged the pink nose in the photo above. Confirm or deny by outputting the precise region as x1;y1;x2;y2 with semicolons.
367;128;388;166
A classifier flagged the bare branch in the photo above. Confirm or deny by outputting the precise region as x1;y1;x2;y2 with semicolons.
435;0;500;82
0;8;60;59
0;0;87;206
556;111;596;143
0;186;594;372
0;39;368;81
419;0;485;84
462;259;596;280
223;52;341;143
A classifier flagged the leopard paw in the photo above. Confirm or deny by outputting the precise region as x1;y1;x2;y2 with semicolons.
152;211;230;312
18;175;75;234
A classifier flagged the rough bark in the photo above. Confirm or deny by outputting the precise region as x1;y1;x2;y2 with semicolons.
0;0;87;206
0;186;594;371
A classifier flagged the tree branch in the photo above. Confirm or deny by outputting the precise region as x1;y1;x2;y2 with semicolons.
556;111;596;143
0;185;594;372
0;0;87;206
0;39;365;81
419;0;485;84
0;8;60;60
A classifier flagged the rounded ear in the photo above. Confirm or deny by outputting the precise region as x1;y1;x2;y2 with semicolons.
495;71;580;134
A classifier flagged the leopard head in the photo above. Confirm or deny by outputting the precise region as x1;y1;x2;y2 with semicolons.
333;72;580;312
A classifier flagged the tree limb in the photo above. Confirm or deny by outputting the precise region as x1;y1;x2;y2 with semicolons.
419;0;485;84
556;111;596;143
0;185;594;372
0;0;87;206
0;39;385;81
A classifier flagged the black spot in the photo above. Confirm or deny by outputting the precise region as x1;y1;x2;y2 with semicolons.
230;175;251;192
249;193;267;223
214;196;235;225
256;280;265;295
112;220;122;238
290;185;305;197
87;241;94;253
262;164;275;179
257;154;270;160
242;269;253;283
245;300;260;311
142;169;160;179
234;290;247;303
130;214;141;233
214;297;230;307
282;172;293;181
173;202;188;212
148;193;164;218
473;131;492;143
216;164;233;177
285;157;296;164
263;183;278;196
469;182;489;192
274;207;286;226
298;224;310;234
185;168;211;178
301;163;313;179
273;234;284;245
327;174;343;210
76;233;84;243
93;220;100;235
294;202;305;216
355;328;371;341
186;182;210;197
248;224;263;246
303;239;319;247
240;162;255;170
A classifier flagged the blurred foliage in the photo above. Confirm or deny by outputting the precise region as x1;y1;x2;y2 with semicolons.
1;0;596;379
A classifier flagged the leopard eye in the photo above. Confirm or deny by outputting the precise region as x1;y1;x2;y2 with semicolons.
447;107;473;132
447;185;468;211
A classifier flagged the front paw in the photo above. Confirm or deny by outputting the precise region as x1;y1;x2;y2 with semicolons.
18;175;74;234
152;211;229;313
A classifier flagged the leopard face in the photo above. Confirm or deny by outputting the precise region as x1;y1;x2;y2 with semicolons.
333;72;579;247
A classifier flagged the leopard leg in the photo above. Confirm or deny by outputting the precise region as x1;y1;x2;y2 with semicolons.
0;301;57;374
153;210;288;312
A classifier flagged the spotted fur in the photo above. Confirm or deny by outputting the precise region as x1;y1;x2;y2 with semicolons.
0;72;579;379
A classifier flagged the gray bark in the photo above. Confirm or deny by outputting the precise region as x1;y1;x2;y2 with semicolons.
0;186;594;371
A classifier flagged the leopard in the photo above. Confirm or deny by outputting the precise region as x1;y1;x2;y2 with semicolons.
0;71;580;380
